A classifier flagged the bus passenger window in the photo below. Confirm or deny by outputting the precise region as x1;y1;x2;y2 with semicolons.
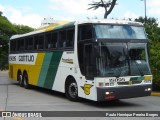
34;35;44;50
25;37;33;50
10;40;17;53
59;31;66;48
34;36;38;50
38;35;44;49
18;39;24;51
52;32;58;48
45;33;52;49
66;29;74;48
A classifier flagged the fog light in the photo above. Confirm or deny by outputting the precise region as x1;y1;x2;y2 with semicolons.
145;88;151;91
148;88;151;91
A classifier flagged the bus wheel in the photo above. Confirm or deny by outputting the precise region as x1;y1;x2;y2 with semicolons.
23;73;30;89
65;80;79;101
17;71;23;87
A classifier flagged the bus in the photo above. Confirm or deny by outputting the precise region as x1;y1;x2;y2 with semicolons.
9;19;152;101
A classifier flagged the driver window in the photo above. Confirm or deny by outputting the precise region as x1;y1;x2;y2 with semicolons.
85;44;94;79
78;24;92;41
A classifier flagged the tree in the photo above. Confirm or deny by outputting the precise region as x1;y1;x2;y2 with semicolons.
0;11;34;70
88;0;117;18
135;17;160;89
14;24;34;34
0;11;2;16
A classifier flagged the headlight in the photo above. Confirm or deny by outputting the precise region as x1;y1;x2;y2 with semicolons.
144;80;152;83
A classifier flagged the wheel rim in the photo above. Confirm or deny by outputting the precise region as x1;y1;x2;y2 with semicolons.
18;74;22;85
24;76;27;86
68;83;78;98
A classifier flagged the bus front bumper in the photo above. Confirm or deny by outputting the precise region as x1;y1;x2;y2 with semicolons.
97;84;152;101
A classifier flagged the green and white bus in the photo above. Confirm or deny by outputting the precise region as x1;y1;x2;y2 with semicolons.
9;19;152;101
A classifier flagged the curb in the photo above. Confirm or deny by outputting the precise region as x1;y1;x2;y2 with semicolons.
151;92;160;96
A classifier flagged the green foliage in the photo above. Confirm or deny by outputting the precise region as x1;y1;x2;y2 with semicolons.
135;17;160;88
0;11;34;70
14;24;34;34
0;16;17;36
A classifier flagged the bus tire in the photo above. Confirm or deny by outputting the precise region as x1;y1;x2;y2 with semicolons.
65;79;79;102
23;72;30;89
17;71;23;87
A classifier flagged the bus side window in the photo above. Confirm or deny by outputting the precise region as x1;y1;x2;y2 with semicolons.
18;39;24;51
34;35;44;50
59;30;66;48
34;36;38;50
25;37;33;50
45;32;52;49
38;35;44;49
10;40;17;53
52;32;58;49
66;29;74;48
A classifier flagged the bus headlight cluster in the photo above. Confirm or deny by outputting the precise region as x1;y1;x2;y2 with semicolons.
144;80;152;83
144;76;152;84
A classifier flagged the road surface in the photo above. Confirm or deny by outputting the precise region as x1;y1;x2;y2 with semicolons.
0;71;160;120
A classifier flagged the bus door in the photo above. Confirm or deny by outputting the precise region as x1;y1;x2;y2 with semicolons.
83;44;96;100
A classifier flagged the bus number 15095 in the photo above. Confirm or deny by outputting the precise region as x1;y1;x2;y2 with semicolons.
109;78;125;82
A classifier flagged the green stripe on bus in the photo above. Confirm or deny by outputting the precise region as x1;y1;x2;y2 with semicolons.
43;51;63;89
37;53;53;87
130;77;144;81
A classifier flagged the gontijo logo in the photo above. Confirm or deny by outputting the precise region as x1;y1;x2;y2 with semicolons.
9;53;37;65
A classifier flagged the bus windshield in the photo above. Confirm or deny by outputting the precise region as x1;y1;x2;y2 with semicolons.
95;43;151;77
94;25;147;39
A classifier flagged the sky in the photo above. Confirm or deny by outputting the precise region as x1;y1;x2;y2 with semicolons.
0;0;160;28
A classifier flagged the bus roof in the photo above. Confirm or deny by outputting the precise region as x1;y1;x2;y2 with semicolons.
10;21;75;40
10;19;143;40
77;19;143;26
